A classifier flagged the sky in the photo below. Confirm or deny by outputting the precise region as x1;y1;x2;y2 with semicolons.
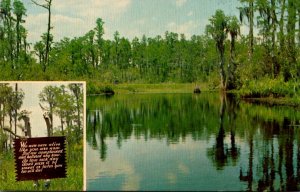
22;0;245;43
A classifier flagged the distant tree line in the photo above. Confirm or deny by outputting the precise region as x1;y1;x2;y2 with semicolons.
0;0;300;91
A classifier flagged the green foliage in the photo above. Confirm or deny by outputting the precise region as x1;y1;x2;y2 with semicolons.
0;148;83;191
0;1;299;98
87;81;114;95
207;70;221;90
239;78;300;98
206;10;241;90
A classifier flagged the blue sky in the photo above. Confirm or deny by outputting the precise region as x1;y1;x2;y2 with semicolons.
23;0;244;43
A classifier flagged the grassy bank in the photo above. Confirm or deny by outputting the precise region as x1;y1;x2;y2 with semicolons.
241;97;300;107
87;81;210;95
0;144;83;191
235;78;300;107
87;78;300;107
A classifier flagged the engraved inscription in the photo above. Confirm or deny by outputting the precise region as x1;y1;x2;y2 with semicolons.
14;137;66;181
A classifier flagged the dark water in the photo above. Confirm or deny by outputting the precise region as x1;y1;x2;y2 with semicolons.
86;93;300;191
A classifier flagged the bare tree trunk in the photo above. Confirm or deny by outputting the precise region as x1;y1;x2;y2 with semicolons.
0;104;2;129
228;33;237;90
43;113;52;137
16;20;20;62
279;0;286;51
45;0;52;70
60;117;64;135
4;15;14;66
9;112;12;148
24;116;31;137
220;48;226;90
298;9;300;46
14;84;18;138
2;105;5;129
271;0;279;77
285;0;296;81
49;109;53;136
249;0;254;58
31;0;52;72
19;114;31;137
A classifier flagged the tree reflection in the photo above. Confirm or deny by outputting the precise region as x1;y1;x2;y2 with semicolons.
283;118;297;191
99;135;107;161
239;130;253;191
87;93;221;154
91;110;98;149
207;93;227;169
227;94;239;164
86;109;107;161
86;93;300;190
207;93;240;170
240;115;300;191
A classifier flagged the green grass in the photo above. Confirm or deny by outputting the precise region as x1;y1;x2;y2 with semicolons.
0;143;83;191
87;79;300;107
235;78;300;107
87;81;210;95
237;78;299;98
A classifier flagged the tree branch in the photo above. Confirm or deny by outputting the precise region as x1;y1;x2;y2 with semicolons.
31;0;48;9
3;127;24;138
39;103;48;111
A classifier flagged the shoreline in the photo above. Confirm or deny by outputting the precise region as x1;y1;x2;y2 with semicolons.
87;82;300;107
241;97;300;107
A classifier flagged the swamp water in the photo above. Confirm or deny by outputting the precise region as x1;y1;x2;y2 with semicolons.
86;93;300;191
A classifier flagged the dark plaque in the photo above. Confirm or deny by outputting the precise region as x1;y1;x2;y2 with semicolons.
14;136;67;181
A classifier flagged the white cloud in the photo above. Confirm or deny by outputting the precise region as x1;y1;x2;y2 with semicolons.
25;13;85;42
175;0;187;7
25;13;47;43
125;28;144;39
136;19;145;25
166;172;177;184
178;162;189;175
52;15;85;40
167;20;198;38
78;1;130;21
53;0;131;20
26;0;132;43
87;141;136;180
121;173;141;191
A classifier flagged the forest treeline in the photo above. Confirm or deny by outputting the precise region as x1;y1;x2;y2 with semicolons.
0;0;300;95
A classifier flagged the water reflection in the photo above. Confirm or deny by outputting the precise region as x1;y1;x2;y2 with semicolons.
207;93;240;170
87;93;300;191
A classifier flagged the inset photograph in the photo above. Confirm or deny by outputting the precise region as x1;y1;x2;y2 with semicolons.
0;81;85;191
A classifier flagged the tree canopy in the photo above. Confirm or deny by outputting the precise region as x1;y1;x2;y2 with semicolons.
0;0;300;93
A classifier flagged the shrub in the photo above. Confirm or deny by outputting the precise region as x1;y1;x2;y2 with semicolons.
239;78;299;98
